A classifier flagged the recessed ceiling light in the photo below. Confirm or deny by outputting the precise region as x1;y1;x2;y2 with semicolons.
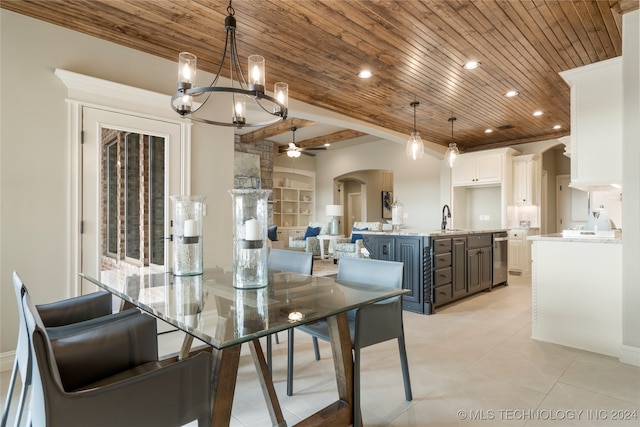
484;129;493;134
357;70;372;79
505;90;519;97
533;110;544;117
462;61;480;70
324;143;331;147
553;124;562;130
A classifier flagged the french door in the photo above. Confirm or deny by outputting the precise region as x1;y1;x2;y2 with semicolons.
81;107;182;288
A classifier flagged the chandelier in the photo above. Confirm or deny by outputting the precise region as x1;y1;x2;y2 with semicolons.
171;1;288;128
445;117;460;167
406;101;424;160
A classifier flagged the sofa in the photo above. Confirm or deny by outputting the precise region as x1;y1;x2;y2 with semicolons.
333;221;383;262
288;221;328;256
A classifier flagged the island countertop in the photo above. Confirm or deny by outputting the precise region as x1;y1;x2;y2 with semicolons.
360;228;507;237
528;232;622;244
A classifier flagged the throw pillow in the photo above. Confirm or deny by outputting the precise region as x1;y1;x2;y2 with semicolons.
268;225;278;242
304;226;321;240
351;227;368;243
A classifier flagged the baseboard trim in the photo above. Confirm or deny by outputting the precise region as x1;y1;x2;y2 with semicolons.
619;344;640;367
1;350;15;372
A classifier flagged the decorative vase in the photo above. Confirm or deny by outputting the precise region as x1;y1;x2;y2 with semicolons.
171;195;206;276
391;198;404;231
229;189;271;289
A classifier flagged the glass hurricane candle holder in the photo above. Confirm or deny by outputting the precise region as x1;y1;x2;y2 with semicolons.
171;195;206;276
229;189;271;289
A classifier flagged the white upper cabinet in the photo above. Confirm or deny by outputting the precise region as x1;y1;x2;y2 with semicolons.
559;57;622;191
452;149;512;186
512;154;539;205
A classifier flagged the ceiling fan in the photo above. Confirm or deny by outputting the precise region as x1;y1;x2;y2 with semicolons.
285;127;327;157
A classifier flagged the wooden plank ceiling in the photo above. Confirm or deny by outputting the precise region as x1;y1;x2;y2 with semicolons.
3;0;635;152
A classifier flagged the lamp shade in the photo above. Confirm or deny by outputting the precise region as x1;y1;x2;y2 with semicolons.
326;204;344;217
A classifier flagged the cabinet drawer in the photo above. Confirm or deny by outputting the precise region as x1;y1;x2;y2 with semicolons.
434;253;452;269
433;267;452;287
467;234;491;248
433;284;453;306
433;238;452;253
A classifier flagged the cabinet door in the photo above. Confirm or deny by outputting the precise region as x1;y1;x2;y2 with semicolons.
512;160;529;204
364;236;395;261
395;237;422;310
451;156;476;185
508;232;524;272
479;247;493;289
452;237;467;298
467;248;481;292
476;154;502;183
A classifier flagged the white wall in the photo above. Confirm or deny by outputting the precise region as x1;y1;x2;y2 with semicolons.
314;139;444;230
621;10;640;363
0;10;234;358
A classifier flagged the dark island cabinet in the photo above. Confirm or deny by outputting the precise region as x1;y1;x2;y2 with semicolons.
362;235;428;313
364;231;502;314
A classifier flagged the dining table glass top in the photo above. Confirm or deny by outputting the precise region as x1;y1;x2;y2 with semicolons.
80;266;407;349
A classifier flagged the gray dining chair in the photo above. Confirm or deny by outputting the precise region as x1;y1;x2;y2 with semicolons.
289;257;413;427
2;271;139;427
266;248;313;375
22;288;213;427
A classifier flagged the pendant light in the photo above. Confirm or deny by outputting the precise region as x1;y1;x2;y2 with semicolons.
445;117;460;167
406;101;424;160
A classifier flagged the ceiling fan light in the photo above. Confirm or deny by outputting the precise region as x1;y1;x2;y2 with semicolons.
445;142;460;168
406;131;424;160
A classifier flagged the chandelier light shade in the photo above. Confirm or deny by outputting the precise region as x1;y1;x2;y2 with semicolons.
406;101;424;160
445;117;460;167
171;1;288;128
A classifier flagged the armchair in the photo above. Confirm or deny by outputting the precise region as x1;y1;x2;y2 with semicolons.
333;221;382;261
22;290;212;427
288;221;328;256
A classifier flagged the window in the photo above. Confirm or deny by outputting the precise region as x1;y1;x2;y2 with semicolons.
102;130;166;267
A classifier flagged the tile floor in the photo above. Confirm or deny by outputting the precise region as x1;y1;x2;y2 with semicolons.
2;270;639;426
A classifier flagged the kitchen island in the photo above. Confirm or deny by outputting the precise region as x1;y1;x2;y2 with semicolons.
529;233;622;358
362;229;507;314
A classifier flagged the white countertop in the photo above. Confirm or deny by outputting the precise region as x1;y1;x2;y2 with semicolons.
528;232;623;244
360;228;507;237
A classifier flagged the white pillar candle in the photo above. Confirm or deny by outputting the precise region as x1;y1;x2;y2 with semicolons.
245;218;261;241
184;219;198;237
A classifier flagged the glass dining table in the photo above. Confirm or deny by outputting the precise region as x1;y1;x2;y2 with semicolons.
80;266;407;427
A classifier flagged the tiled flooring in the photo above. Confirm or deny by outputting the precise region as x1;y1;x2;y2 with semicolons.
3;270;639;426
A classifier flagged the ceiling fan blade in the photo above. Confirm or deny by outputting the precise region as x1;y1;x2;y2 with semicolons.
301;151;316;157
304;147;327;151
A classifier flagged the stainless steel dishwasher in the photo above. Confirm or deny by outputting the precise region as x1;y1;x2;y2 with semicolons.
492;232;508;287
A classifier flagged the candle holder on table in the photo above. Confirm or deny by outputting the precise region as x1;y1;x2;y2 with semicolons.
229;189;271;289
171;195;206;276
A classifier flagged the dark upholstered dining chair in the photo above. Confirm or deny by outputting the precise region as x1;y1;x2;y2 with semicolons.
2;271;139;427
21;287;213;427
288;257;413;427
266;249;314;375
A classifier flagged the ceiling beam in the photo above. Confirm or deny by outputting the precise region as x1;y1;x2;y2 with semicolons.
278;129;368;153
240;118;315;144
297;129;368;148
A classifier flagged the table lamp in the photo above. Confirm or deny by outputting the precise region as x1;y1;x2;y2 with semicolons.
326;204;344;235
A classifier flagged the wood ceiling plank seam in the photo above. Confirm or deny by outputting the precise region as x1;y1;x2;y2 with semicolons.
451;1;566;119
600;0;623;55
477;0;572;114
376;1;529;128
556;0;604;64
571;1;612;62
412;0;564;134
591;0;623;58
489;1;573;110
543;0;597;66
506;0;574;73
572;0;615;60
533;0;585;69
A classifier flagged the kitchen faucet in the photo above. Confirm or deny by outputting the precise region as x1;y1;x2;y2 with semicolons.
441;204;451;231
